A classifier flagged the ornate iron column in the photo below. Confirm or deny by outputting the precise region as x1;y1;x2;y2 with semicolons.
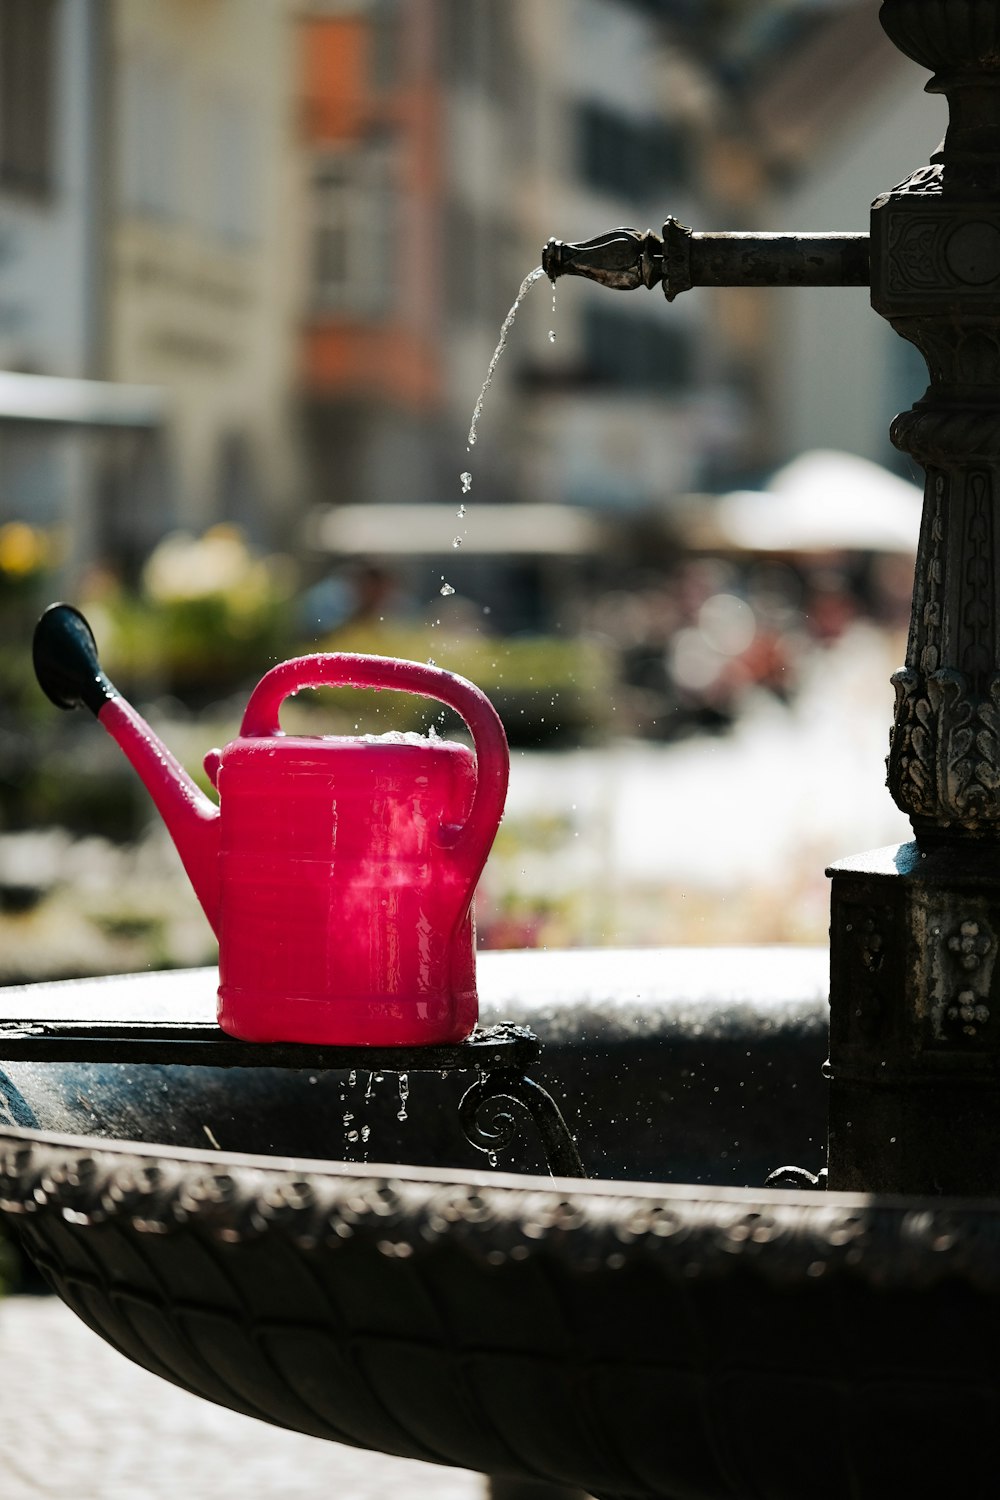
827;0;1000;1194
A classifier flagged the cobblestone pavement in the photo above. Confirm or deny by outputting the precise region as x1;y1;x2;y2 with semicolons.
0;1296;485;1499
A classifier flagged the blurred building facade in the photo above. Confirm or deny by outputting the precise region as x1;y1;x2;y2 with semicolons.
0;0;107;575
0;0;938;603
107;0;301;570
0;0;301;590
297;0;743;625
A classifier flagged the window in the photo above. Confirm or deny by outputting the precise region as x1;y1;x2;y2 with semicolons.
577;102;688;201
119;52;182;221
0;0;57;197
440;0;517;101
583;304;693;392
312;141;396;315
209;94;258;246
370;0;399;92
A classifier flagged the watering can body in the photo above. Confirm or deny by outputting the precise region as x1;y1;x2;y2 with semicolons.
33;607;509;1047
213;731;482;1044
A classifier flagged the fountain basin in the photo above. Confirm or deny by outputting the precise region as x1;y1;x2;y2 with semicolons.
2;1123;999;1500
0;947;877;1499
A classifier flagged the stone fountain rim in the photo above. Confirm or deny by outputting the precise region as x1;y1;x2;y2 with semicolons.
3;1122;999;1292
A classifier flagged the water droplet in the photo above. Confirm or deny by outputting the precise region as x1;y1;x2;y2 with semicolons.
548;329;556;343
488;1151;498;1168
440;582;456;596
458;503;466;519
347;1129;359;1142
460;471;472;493
452;536;463;549
348;1070;357;1088
427;657;436;666
361;1124;371;1143
365;1073;375;1100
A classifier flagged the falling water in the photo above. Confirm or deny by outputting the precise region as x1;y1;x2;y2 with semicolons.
466;265;547;450
441;266;551;604
397;1073;409;1122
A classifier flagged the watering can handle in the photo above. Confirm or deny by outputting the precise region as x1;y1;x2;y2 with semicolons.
240;653;509;855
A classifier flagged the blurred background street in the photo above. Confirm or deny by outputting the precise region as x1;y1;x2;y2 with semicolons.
0;1295;483;1499
0;0;937;978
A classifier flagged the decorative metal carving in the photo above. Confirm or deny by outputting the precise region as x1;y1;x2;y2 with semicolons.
836;902;895;1042
889;667;1000;831
940;917;995;1040
6;1123;1000;1287
873;2;1000;839
458;1070;584;1178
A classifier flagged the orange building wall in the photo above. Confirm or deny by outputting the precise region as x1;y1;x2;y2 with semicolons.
300;11;443;413
302;18;371;143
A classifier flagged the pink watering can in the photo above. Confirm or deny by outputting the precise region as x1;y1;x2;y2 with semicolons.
33;604;509;1047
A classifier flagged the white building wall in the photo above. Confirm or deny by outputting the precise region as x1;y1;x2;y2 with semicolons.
767;61;945;469
0;0;100;377
109;0;301;542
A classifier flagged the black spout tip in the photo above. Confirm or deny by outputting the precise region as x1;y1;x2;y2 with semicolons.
33;603;115;715
542;237;564;281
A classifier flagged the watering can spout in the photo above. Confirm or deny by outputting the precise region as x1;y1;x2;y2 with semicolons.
32;604;223;932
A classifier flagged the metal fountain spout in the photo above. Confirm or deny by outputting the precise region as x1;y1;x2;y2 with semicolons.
543;219;870;300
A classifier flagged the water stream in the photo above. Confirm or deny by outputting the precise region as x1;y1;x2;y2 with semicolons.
466;264;547;450
440;265;551;599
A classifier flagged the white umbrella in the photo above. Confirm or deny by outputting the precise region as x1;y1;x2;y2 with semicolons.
714;449;923;554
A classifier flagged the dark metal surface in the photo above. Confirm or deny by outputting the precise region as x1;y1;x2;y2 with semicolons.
0;1016;539;1074
8;1125;1000;1499
457;1070;585;1178
543;220;869;300
0;1013;586;1179
0;953;830;1184
827;839;1000;1193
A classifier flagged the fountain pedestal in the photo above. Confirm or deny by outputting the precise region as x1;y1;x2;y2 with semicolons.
828;841;1000;1193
